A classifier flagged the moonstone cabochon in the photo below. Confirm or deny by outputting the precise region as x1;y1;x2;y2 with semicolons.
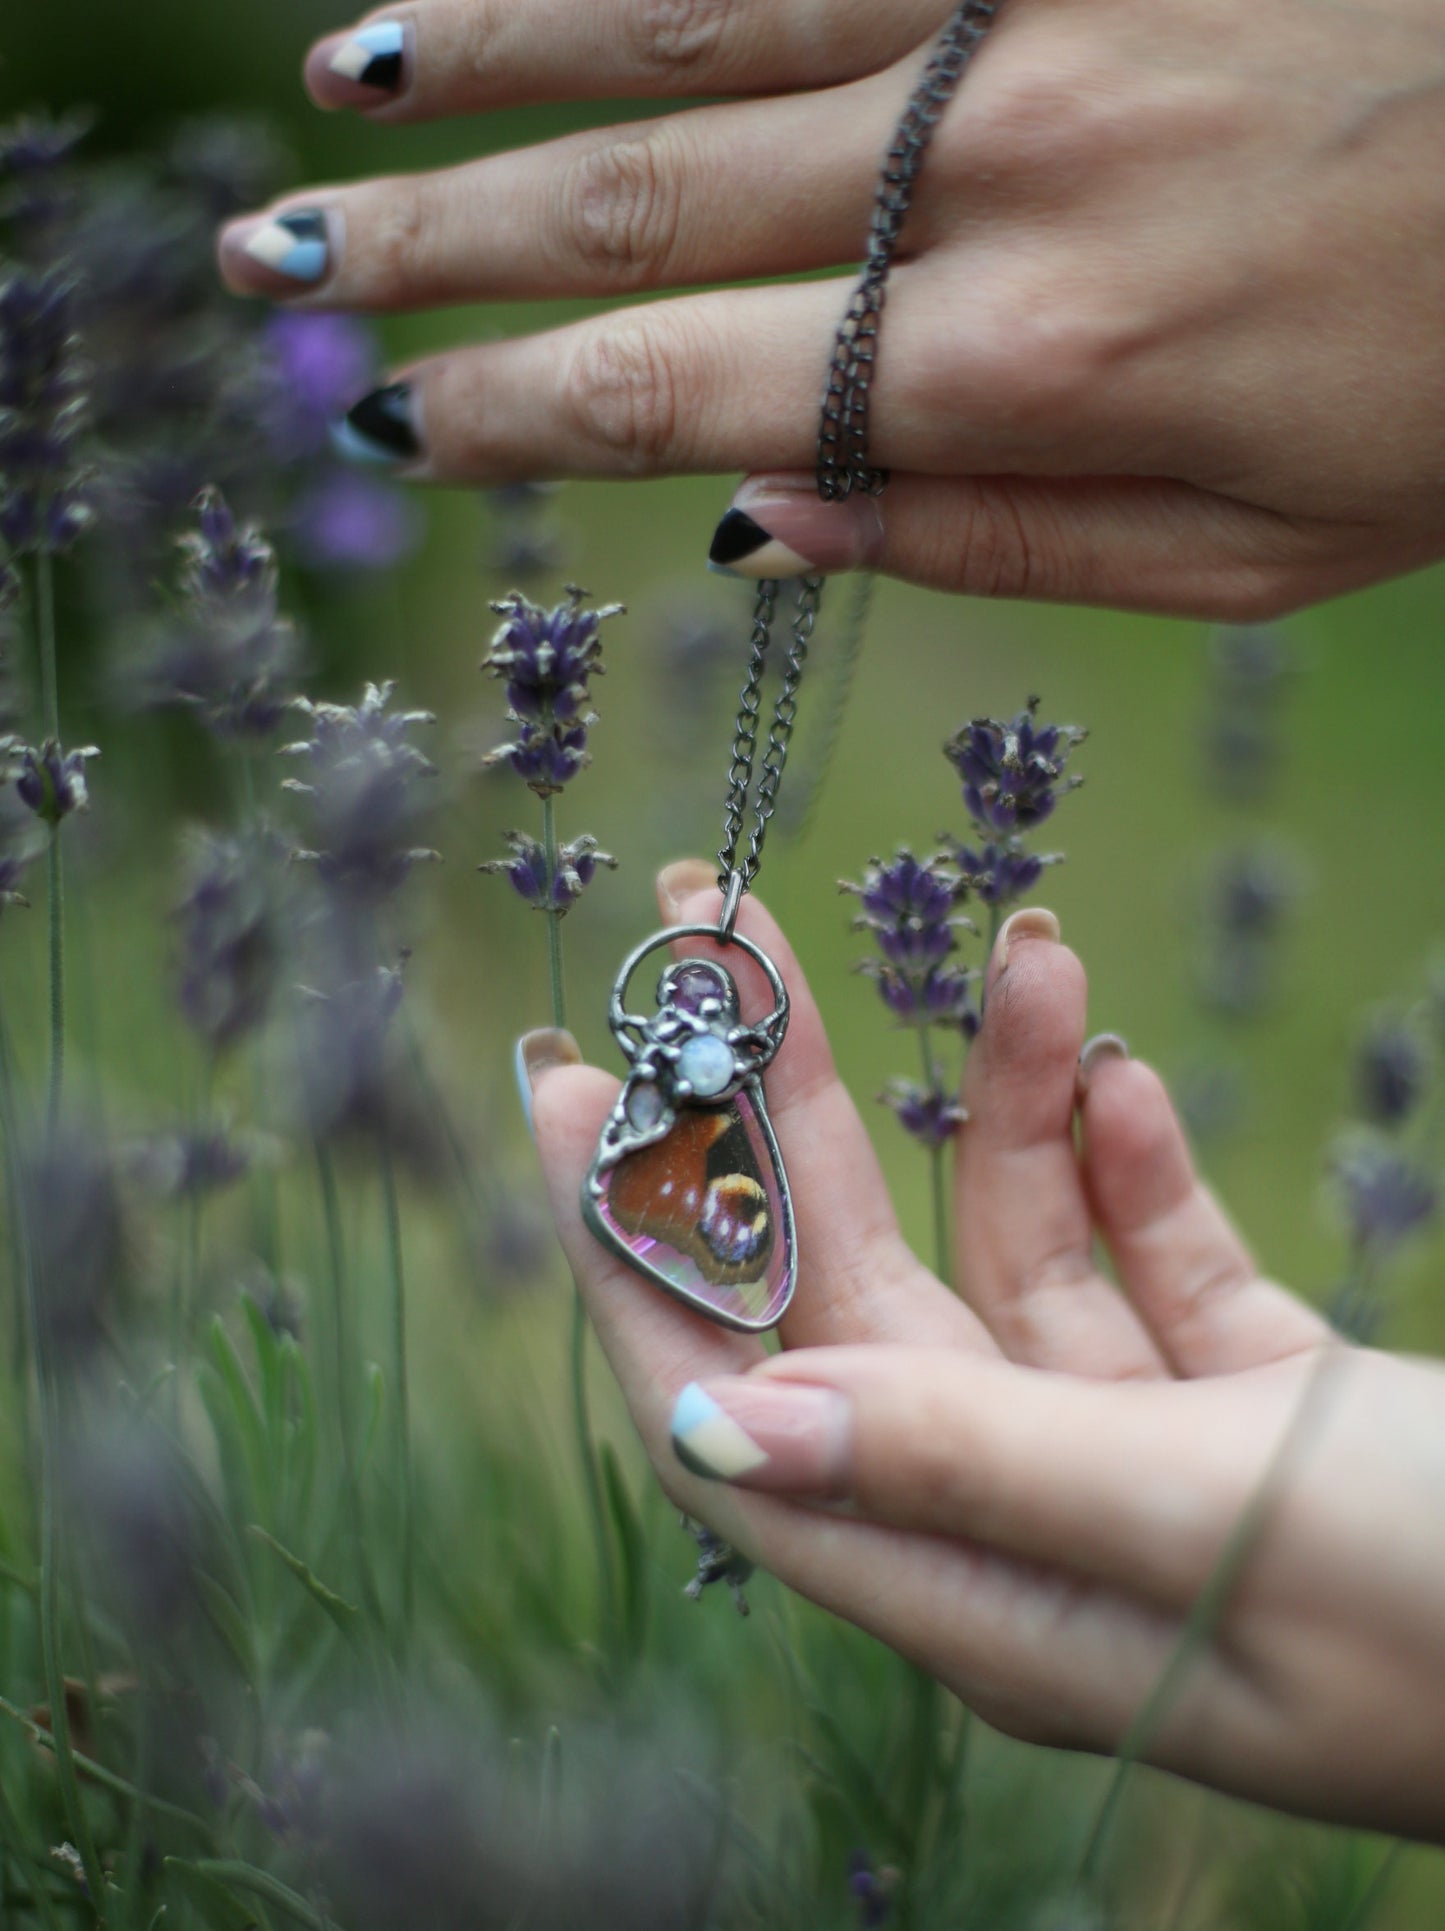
588;1085;795;1331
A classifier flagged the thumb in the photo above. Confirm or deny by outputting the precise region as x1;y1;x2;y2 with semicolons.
706;470;1367;621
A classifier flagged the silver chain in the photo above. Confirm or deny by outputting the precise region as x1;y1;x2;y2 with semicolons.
715;1;1002;921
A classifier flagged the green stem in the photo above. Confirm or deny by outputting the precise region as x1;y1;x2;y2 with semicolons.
166;1860;324;1930
378;1131;414;1640
313;1141;384;1632
540;793;567;1031
917;1024;951;1288
35;553;64;1123
1077;1347;1342;1888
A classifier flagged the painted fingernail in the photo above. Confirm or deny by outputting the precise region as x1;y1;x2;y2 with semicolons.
669;1377;851;1493
1077;1033;1129;1093
331;383;421;469
657;858;716;919
706;475;883;581
515;1027;581;1135
307;21;409;107
221;209;334;292
994;906;1061;973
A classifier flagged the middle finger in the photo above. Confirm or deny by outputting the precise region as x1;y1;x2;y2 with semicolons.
219;69;923;310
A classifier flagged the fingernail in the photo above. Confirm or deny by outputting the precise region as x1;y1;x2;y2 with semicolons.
1078;1032;1129;1092
220;208;335;293
657;858;717;919
331;382;421;469
307;20;409;108
994;906;1061;973
669;1377;851;1493
706;475;883;581
515;1027;580;1135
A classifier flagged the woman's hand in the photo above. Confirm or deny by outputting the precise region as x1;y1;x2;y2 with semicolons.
523;861;1445;1843
217;0;1445;617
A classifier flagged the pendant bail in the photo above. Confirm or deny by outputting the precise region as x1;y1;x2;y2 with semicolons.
718;866;745;943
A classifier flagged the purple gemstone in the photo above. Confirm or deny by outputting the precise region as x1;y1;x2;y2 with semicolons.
670;961;727;1015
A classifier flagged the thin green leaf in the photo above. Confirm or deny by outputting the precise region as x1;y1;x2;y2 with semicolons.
195;1573;260;1689
208;1318;273;1523
599;1443;648;1660
240;1296;284;1442
247;1527;363;1646
167;1862;322;1931
166;1858;262;1930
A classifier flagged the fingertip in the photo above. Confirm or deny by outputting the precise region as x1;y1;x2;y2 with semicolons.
1081;1055;1192;1205
657;858;717;922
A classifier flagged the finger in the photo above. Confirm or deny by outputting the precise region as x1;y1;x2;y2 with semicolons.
528;1054;1186;1753
220;80;901;309
955;912;1167;1379
705;472;1398;624
302;0;951;119
675;1344;1295;1610
1079;1047;1332;1376
653;860;991;1353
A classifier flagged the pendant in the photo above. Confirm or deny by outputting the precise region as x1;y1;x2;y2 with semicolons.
582;923;796;1333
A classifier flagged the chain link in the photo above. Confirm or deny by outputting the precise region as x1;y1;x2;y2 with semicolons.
716;1;1001;906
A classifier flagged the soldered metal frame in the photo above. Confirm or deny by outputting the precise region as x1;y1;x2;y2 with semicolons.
581;923;796;1333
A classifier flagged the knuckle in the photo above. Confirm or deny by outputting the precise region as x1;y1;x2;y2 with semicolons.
562;317;686;471
563;130;684;288
629;0;734;74
950;482;1043;601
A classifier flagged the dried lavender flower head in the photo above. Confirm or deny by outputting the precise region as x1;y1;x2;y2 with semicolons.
1330;1131;1439;1259
12;737;98;826
0;263;95;554
174;825;290;1054
281;680;439;905
842;849;979;1033
480;827;616;915
482;584;621;795
1352;1014;1431;1128
878;1078;966;1151
139;487;302;736
946;696;1086;835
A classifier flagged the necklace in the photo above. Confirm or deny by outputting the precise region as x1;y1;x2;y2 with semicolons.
582;2;1003;1332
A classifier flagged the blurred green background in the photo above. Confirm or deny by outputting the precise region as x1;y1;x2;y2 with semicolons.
3;2;1444;1926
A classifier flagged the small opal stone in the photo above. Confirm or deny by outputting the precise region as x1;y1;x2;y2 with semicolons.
625;1079;665;1132
596;1091;794;1328
677;1032;735;1098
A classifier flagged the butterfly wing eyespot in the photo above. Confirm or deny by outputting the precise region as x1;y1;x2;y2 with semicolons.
608;1105;775;1287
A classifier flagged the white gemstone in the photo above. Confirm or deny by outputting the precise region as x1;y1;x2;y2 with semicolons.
677;1032;735;1098
626;1081;665;1131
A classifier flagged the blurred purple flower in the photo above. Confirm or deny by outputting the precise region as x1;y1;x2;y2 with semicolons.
1353;1017;1429;1128
0;110;90;249
125;1125;252;1202
849;1850;896;1929
1331;1134;1439;1257
290;469;419;573
261;311;377;462
21;1117;128;1371
481;827;616;914
878;1079;966;1150
282;680;439;905
12;737;97;825
174;826;289;1054
483;585;620;795
0;264;95;554
946;696;1085;834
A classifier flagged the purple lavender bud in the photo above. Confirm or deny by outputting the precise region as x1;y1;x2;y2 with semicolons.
12;737;98;825
1331;1134;1439;1256
174;827;289;1053
955;838;1056;909
945;696;1085;835
1353;1017;1429;1128
480;829;617;914
879;1080;966;1150
282;681;439;904
482;585;621;795
858;960;977;1031
841;850;972;971
0;265;94;556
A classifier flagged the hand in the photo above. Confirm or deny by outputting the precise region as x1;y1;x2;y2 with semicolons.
524;862;1445;1843
217;0;1445;618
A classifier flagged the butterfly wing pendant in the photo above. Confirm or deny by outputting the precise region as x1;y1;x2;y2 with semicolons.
582;928;796;1333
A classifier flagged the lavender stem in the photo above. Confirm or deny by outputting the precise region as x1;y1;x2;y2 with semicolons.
918;1023;952;1288
540;792;567;1031
35;553;64;1121
377;1130;414;1640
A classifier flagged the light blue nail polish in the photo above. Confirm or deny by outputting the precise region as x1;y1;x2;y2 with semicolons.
242;210;331;286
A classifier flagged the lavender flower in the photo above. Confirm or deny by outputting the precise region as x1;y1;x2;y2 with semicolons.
954;837;1058;910
481;828;616;914
290;470;419;574
0;110;90;251
12;738;97;825
281;681;438;904
21;1117;128;1371
878;1079;966;1150
292;960;424;1151
174;826;288;1053
945;696;1086;834
682;1518;753;1614
0;265;95;554
1196;843;1302;1017
482;585;620;795
139;488;302;736
843;851;978;1037
1202;623;1296;797
849;1850;897;1929
1330;1134;1439;1257
1353;1017;1429;1128
125;1125;253;1201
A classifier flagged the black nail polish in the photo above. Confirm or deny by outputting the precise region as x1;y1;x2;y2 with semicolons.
708;509;773;568
327;22;407;92
332;383;420;467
